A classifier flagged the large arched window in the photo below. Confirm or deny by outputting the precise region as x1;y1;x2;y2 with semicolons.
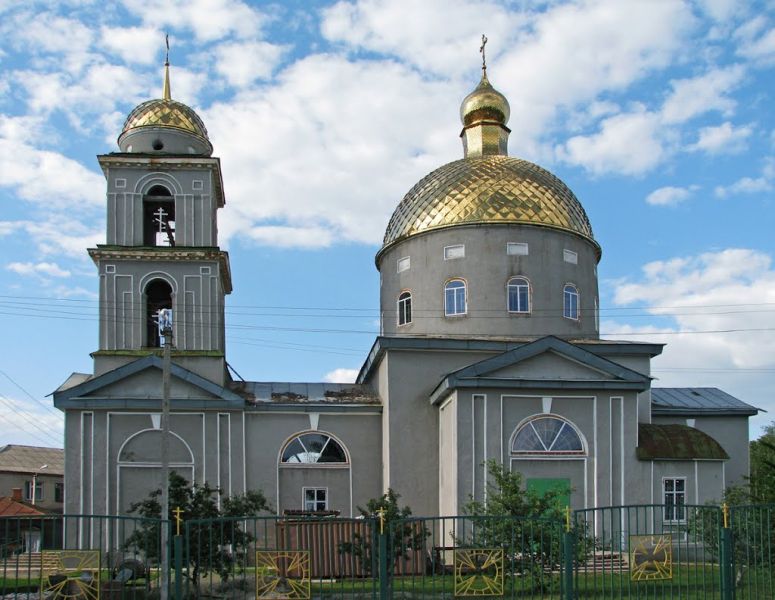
445;279;467;316
507;277;530;313
512;416;584;454
563;284;579;320
280;432;348;464
397;291;412;326
145;279;173;348
143;184;175;246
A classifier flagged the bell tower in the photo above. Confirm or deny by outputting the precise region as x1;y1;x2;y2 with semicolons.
89;59;231;384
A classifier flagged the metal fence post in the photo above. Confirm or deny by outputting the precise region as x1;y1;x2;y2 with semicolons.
377;510;389;600
563;507;574;600
720;503;734;600
174;535;183;600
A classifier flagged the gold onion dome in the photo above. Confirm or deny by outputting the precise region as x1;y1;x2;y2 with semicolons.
379;50;599;260
120;98;210;142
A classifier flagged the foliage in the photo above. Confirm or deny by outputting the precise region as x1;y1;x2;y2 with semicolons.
461;460;589;589
338;488;428;576
749;422;775;503
123;471;270;591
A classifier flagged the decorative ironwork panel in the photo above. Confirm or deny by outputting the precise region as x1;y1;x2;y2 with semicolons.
629;535;673;581
40;550;101;600
255;550;311;599
454;548;504;596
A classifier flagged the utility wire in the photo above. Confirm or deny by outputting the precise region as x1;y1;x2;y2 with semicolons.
0;369;63;419
0;393;63;447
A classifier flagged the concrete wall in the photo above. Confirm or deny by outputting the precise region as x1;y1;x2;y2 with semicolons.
378;224;600;338
438;393;458;516
0;472;63;511
648;460;726;506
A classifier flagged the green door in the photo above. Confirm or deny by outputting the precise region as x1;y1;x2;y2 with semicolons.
526;478;571;509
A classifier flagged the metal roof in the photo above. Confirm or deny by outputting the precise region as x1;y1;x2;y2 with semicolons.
230;382;380;405
637;423;729;461
0;445;64;475
651;387;759;416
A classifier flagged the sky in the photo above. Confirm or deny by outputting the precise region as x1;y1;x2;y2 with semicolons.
0;0;774;448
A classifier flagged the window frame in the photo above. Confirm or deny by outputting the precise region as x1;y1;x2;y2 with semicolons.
510;415;585;456
302;487;328;512
279;431;350;467
24;480;43;502
563;249;578;264
663;477;687;523
54;482;65;503
444;278;467;317
397;256;410;273
506;242;529;256
506;277;531;314
443;244;465;260
397;290;412;326
563;284;580;321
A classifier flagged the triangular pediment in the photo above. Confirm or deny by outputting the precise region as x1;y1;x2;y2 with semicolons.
429;336;650;405
53;355;243;409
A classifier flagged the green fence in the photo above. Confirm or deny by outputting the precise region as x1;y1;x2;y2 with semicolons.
0;514;166;600
4;505;775;599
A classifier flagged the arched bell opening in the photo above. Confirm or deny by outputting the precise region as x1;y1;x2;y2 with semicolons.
144;279;173;348
143;184;175;246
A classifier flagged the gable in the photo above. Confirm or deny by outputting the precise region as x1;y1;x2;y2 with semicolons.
485;351;618;381
84;368;219;400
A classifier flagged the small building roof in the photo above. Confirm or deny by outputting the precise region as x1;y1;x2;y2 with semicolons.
232;382;380;406
637;423;729;461
651;387;759;416
0;445;64;476
0;495;52;517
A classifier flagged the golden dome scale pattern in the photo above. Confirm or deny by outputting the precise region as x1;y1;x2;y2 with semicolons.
381;155;599;256
121;99;210;141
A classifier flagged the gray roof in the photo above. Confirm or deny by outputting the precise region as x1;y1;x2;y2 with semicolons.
651;388;759;416
0;445;64;475
231;382;380;405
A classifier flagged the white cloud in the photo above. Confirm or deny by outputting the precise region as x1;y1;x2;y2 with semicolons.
697;0;740;22
101;25;164;65
323;368;359;383
122;0;266;42
0;219;104;259
645;185;697;207
608;248;775;431
7;262;71;278
213;41;285;87
0;394;63;448
556;108;667;176
243;226;336;249
714;158;774;197
735;16;775;63
690;121;752;154
661;66;745;124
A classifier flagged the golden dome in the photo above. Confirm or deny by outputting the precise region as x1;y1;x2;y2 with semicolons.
460;73;510;127
380;155;600;258
120;98;210;142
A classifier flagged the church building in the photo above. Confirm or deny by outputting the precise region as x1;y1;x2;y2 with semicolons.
54;56;758;520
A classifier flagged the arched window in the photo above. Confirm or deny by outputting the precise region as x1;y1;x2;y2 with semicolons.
563;284;579;320
445;279;467;316
281;432;348;464
145;279;172;348
507;277;530;313
143;185;175;246
512;416;584;454
397;291;412;326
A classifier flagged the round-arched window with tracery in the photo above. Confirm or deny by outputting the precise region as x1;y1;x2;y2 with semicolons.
280;432;348;464
511;416;584;454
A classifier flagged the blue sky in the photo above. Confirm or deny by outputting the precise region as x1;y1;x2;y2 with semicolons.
0;0;774;448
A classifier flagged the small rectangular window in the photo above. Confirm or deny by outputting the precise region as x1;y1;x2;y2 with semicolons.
114;178;126;189
24;480;43;502
200;266;211;275
105;265;116;274
507;242;529;256
303;487;327;512
444;244;465;260
563;249;578;264
192;180;204;190
397;256;410;273
55;482;64;503
663;478;686;522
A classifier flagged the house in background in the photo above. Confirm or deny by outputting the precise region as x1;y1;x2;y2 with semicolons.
0;445;64;513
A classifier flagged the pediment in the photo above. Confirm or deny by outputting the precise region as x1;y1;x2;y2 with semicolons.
84;367;219;400
483;350;619;381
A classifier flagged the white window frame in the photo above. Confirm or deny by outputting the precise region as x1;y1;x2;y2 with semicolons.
507;277;530;314
397;291;412;326
397;256;410;273
302;487;328;512
563;284;579;320
507;242;529;256
24;480;43;502
444;279;467;316
444;244;465;260
563;249;578;264
663;477;687;523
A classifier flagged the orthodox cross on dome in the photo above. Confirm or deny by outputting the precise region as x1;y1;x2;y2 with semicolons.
479;34;488;76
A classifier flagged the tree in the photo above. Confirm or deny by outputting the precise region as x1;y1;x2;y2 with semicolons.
749;423;775;503
338;488;428;576
123;472;270;591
